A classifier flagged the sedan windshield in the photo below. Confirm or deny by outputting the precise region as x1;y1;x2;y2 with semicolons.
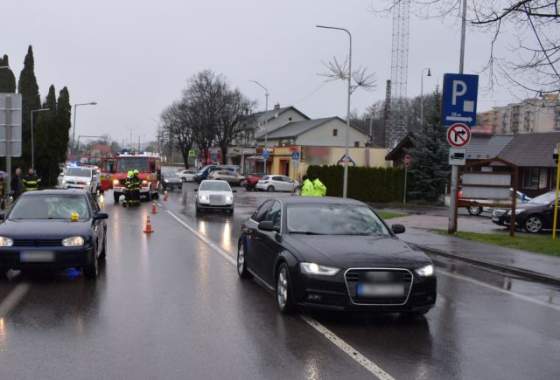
9;195;91;221
287;204;389;236
65;167;91;177
529;191;555;205
199;181;231;192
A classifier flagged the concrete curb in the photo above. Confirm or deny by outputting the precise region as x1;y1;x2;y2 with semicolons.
411;243;560;288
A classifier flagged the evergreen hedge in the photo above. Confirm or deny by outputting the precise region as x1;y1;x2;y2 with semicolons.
306;165;405;203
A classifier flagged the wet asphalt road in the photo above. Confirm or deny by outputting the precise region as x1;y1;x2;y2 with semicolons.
0;184;559;379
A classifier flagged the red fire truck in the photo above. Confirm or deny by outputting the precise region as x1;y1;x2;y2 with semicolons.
100;153;161;204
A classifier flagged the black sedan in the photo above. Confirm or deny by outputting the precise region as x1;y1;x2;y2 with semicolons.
237;197;436;315
492;191;558;233
0;190;108;279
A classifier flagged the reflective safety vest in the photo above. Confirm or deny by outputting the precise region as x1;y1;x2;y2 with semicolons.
300;179;315;197
22;175;41;191
313;178;327;197
126;176;141;190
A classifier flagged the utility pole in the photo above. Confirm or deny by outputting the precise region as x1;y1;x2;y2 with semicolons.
448;0;468;233
250;80;269;175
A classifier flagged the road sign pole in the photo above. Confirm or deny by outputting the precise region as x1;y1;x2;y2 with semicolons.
552;143;560;240
5;96;12;195
403;166;408;206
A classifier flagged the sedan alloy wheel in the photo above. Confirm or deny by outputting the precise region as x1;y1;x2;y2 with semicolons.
525;215;544;233
237;243;252;279
276;263;293;313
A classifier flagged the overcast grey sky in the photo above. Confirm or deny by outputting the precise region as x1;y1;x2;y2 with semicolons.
2;0;530;144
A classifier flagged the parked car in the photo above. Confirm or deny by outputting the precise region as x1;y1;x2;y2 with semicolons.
208;170;245;186
177;168;197;182
256;175;299;192
491;191;558;233
61;166;100;195
237;197;437;315
195;180;235;215
193;165;238;183
455;189;532;216
0;190;108;279
245;173;264;191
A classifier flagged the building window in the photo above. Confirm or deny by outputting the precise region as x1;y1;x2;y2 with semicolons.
523;168;548;190
333;129;338;136
354;141;360;147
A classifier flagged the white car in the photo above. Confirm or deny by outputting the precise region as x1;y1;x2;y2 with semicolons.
256;175;299;192
195;180;235;215
178;168;197;182
61;166;99;195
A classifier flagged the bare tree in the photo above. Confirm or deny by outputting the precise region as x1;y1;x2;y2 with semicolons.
381;0;559;93
160;101;195;168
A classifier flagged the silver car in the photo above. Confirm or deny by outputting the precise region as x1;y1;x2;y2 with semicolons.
208;170;245;186
195;180;235;215
256;175;299;192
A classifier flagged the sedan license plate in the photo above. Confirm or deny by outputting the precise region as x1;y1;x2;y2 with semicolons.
20;251;55;262
356;283;404;297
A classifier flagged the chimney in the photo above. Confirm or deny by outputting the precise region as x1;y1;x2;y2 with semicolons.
273;103;280;110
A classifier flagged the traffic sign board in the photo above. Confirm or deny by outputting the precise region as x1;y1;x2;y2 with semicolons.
262;150;270;160
291;151;300;161
442;73;479;128
0;93;22;157
447;123;471;147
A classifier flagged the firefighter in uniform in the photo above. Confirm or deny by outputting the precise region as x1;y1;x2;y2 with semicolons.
22;168;41;192
124;170;141;207
312;177;327;197
300;175;315;197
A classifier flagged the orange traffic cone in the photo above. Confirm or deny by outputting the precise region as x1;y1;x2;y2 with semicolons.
163;190;168;202
144;216;154;234
151;201;157;214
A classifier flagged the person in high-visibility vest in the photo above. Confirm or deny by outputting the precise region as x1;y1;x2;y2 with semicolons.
312;177;327;197
22;168;41;192
300;175;315;197
124;170;141;206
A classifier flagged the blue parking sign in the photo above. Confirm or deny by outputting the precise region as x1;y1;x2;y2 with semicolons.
442;73;479;128
262;150;270;160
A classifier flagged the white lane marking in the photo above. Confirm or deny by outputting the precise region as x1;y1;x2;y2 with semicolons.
437;269;560;312
0;283;30;318
166;210;236;265
166;209;394;380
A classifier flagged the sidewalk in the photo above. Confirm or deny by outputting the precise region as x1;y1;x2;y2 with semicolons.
399;227;560;283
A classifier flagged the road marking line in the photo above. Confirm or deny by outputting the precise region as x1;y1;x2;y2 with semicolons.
166;210;235;265
0;283;30;318
166;209;394;380
437;269;560;312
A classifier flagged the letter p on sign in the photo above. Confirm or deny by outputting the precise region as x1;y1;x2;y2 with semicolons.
452;80;467;105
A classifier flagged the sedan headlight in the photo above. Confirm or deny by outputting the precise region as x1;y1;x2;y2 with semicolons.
112;179;120;186
62;236;85;247
199;194;210;203
514;208;526;215
142;180;149;185
415;264;434;277
225;195;233;204
300;262;340;276
0;236;13;247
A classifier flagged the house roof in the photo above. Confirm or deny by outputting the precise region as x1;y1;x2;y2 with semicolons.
465;135;513;160
238;106;310;138
384;133;414;161
257;117;365;140
499;132;560;167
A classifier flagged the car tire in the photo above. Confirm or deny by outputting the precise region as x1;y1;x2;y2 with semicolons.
113;193;120;205
267;186;275;192
99;234;107;261
524;215;544;233
276;263;295;314
467;206;483;216
195;205;202;217
83;252;99;280
237;242;253;279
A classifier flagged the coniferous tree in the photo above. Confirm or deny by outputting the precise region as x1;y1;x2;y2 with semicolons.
17;46;41;170
407;90;450;201
0;55;16;92
36;85;58;185
56;87;71;164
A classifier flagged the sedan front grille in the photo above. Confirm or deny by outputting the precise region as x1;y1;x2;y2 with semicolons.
344;268;413;306
13;239;62;247
209;195;225;205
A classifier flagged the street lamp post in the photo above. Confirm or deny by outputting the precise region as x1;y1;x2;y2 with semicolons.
250;80;270;175
30;108;50;169
316;24;352;198
420;68;431;127
72;102;97;152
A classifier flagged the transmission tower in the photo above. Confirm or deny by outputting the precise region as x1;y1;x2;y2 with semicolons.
386;0;410;148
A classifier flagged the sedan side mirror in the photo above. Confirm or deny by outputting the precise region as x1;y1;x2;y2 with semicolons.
232;189;237;193
94;212;109;220
391;224;405;234
194;189;198;192
258;220;279;232
0;213;5;221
